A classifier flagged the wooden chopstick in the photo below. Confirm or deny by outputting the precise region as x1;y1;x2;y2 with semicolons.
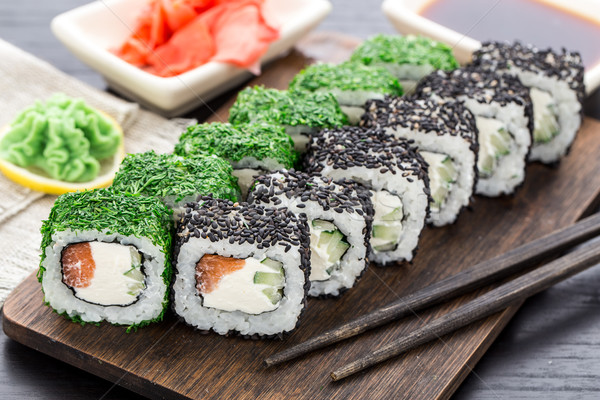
331;236;600;380
264;212;600;368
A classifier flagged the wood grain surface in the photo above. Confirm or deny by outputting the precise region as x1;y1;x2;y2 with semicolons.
3;32;600;399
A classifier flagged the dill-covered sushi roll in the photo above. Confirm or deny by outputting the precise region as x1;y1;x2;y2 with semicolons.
172;197;310;337
111;151;240;216
350;34;459;93
174;122;298;196
38;189;172;330
288;61;403;124
361;96;478;226
415;69;533;197
305;127;429;265
248;170;373;297
228;86;347;152
471;41;585;163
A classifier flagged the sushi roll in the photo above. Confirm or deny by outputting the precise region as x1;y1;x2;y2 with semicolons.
471;41;585;163
361;96;478;226
174;122;298;197
350;34;459;93
38;189;172;330
248;170;373;297
111;151;240;216
304;126;429;265
415;68;533;197
172;197;310;337
288;61;403;124
228;86;348;152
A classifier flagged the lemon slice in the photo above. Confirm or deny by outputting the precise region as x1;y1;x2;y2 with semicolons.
0;112;125;195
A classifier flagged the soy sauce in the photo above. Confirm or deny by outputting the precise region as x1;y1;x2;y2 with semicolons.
420;0;600;69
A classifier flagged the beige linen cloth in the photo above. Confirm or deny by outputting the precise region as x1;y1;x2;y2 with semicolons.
0;39;196;305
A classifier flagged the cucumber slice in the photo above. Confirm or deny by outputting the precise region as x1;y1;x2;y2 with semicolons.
381;207;403;221
372;225;400;241
309;220;350;281
374;242;398;252
260;257;283;271
490;127;511;156
530;88;560;144
312;219;336;232
262;287;283;304
328;240;350;264
476;116;512;178
123;266;144;281
317;231;334;247
254;271;284;286
421;151;457;212
126;280;145;296
326;230;344;252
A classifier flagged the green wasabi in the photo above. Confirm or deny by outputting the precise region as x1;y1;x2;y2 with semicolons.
228;86;348;129
38;189;173;331
0;93;121;182
174;122;298;169
350;34;459;71
111;151;240;207
289;61;404;97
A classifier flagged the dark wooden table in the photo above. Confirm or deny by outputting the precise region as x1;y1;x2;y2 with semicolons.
1;1;599;399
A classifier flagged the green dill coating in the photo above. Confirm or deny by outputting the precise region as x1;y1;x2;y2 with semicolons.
174;122;298;168
350;34;459;70
111;151;240;205
38;188;173;329
289;61;404;96
228;86;348;128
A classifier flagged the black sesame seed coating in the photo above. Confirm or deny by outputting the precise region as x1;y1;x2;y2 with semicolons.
360;95;479;155
171;196;311;339
247;169;375;298
303;126;429;187
248;169;374;221
414;68;534;136
471;40;585;114
174;197;310;259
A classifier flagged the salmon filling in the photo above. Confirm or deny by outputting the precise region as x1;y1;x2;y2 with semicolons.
61;241;145;306
195;254;284;314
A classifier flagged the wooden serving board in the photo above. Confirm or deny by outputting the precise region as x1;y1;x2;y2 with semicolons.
4;33;600;400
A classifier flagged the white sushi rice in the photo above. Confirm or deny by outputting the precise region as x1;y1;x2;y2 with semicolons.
173;238;306;337
40;229;168;326
513;69;581;163
461;98;532;196
383;126;476;226
248;173;370;297
318;161;428;265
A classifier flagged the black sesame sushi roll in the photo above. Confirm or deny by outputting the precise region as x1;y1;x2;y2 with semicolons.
288;61;403;124
361;96;478;226
248;170;373;297
228;86;347;152
172;197;310;337
38;189;172;330
415;68;533;197
471;41;585;164
174;122;298;197
305;127;429;266
111;150;240;216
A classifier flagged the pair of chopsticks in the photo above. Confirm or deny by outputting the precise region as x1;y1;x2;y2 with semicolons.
264;212;600;380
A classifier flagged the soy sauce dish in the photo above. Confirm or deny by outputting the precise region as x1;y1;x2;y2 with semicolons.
382;0;600;94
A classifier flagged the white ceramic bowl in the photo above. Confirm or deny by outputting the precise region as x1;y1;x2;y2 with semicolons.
382;0;600;95
52;0;332;116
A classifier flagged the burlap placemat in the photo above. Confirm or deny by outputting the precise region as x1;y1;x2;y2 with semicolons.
0;39;196;305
